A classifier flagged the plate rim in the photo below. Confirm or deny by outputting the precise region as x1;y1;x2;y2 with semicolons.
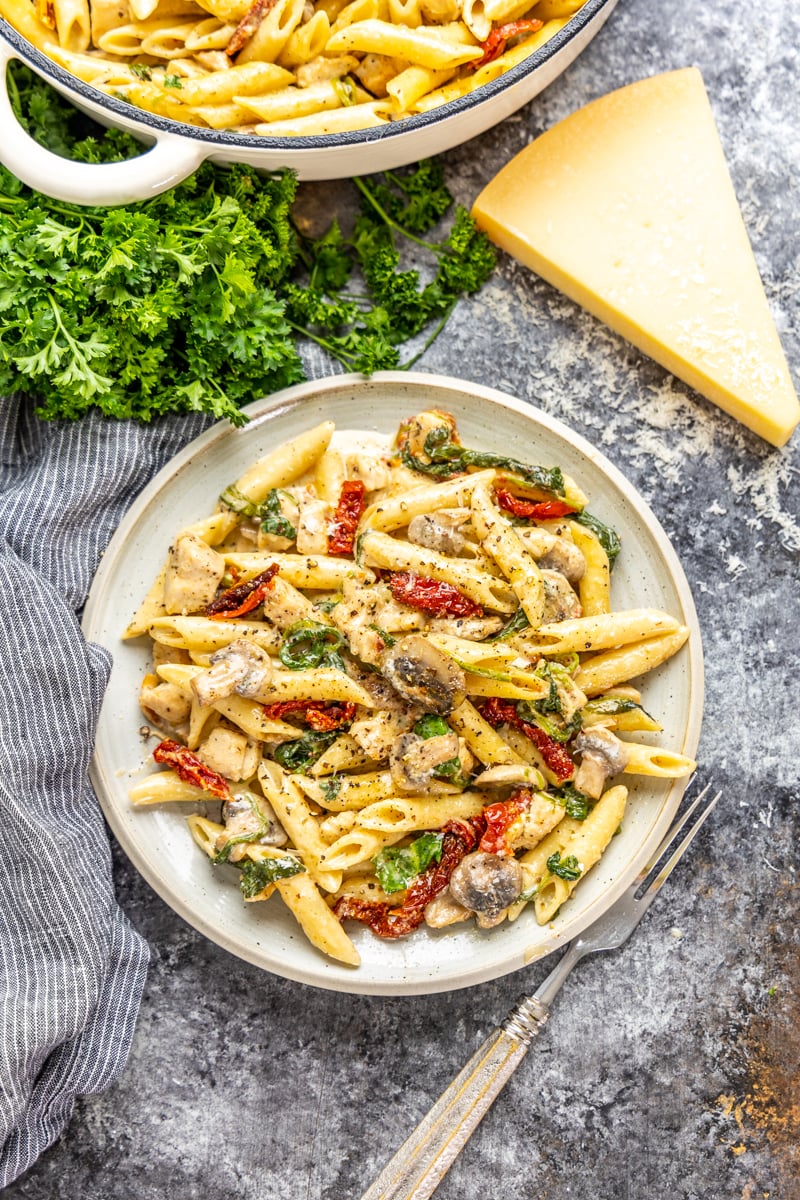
84;370;705;995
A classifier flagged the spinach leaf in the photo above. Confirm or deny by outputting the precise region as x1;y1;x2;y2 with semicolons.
239;854;305;898
373;832;444;894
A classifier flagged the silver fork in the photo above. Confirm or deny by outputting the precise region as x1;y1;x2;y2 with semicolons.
359;780;720;1200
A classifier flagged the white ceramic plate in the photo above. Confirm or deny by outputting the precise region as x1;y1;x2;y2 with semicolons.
84;372;704;995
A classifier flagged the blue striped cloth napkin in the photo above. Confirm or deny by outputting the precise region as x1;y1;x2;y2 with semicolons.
0;392;209;1187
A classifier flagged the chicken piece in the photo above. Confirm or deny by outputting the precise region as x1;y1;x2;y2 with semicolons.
139;678;192;730
293;489;331;555
349;709;417;761
424;890;472;928
572;726;629;799
151;642;191;669
353;53;405;97
541;569;582;623
400;409;457;464
509;793;566;851
163;534;225;615
296;54;358;88
196;724;262;782
191;639;273;707
407;509;470;557
215;790;287;862
346;452;392;493
330;577;423;667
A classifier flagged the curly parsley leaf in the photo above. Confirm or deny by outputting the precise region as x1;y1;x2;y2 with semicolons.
2;65;495;425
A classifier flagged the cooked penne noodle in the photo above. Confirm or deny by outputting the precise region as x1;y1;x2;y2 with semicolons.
356;792;486;831
516;608;682;656
622;742;696;778
569;521;610;617
574;626;691;695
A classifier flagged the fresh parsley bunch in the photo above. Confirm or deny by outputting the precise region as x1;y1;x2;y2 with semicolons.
0;63;496;426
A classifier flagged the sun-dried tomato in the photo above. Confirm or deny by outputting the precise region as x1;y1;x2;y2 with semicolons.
205;564;279;619
481;698;574;783
388;571;483;618
226;0;279;56
494;487;576;522
153;739;231;800
334;817;485;938
480;788;534;856
472;17;543;68
262;700;356;731
328;480;366;556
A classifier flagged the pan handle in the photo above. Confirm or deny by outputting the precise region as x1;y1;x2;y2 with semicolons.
0;39;206;206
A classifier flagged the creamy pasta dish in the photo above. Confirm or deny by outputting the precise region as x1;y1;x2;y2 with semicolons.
124;409;695;966
4;0;585;135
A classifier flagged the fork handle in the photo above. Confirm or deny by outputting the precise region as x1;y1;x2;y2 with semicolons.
359;995;549;1200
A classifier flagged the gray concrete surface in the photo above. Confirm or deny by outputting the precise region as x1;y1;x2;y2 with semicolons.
5;0;799;1195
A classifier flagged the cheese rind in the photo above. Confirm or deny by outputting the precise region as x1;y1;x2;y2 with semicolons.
471;68;799;448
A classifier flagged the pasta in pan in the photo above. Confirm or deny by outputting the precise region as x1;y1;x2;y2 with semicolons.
125;408;696;966
1;0;586;135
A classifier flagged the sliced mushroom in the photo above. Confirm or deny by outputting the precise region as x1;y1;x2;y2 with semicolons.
381;634;466;714
472;763;544;789
541;570;582;623
572;726;629;799
389;729;460;791
407;509;470;557
427;614;505;641
216;790;287;862
191;639;273;707
537;538;586;584
448;851;524;929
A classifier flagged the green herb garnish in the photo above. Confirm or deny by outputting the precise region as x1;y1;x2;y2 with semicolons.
239;854;305;898
320;774;343;802
272;729;340;773
400;420;565;496
544;852;583;882
373;832;444;894
278;620;346;670
487;607;531;641
553;783;592;821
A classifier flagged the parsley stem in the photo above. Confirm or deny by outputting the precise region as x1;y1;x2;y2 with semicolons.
401;298;457;369
353;176;439;253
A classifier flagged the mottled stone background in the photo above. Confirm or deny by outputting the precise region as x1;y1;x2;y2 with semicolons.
6;0;799;1195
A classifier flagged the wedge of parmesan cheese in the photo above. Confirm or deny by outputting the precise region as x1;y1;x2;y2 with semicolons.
471;68;799;448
